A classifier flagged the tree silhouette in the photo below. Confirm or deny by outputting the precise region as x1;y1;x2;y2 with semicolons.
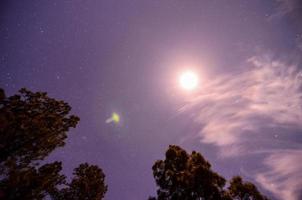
0;88;79;164
0;88;107;200
149;145;269;200
0;160;65;200
52;163;107;200
228;176;269;200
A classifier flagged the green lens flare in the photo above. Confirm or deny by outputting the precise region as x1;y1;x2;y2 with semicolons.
111;112;120;123
106;112;120;124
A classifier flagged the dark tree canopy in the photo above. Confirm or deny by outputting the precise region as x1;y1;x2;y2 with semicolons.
228;176;269;200
0;88;79;164
150;145;229;200
150;145;269;200
0;161;65;200
52;163;108;200
0;88;107;200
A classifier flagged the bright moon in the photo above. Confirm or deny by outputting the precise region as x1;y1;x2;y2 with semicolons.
179;71;199;90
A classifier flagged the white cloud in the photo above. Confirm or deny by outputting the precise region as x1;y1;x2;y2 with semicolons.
256;150;302;200
180;55;302;199
181;55;302;149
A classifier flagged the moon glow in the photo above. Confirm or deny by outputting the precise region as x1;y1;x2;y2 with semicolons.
179;71;199;90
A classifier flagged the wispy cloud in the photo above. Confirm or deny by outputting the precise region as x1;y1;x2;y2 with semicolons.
180;55;302;199
256;150;302;200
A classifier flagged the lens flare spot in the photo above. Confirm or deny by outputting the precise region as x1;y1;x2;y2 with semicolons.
106;112;120;124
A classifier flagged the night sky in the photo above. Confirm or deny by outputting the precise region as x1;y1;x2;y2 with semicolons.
1;1;302;200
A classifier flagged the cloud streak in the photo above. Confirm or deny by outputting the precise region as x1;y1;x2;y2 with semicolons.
256;150;302;200
180;55;302;200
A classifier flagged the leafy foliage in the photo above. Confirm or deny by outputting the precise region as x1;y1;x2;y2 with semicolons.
0;88;107;200
0;160;65;200
52;163;107;200
228;176;269;200
150;145;269;200
0;88;79;164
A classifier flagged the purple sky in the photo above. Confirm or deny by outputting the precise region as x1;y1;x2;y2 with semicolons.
1;1;302;200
